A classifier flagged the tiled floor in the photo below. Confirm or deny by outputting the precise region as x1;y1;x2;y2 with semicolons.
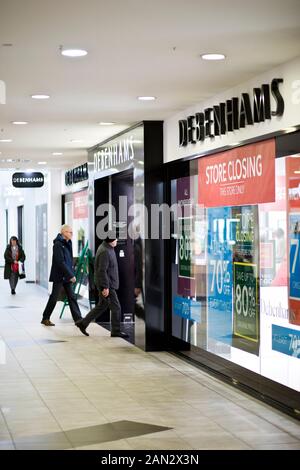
0;274;299;450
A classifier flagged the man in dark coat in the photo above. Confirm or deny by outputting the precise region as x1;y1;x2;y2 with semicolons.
41;225;83;327
76;233;128;338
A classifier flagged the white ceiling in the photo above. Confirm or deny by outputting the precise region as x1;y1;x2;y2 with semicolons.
0;0;300;169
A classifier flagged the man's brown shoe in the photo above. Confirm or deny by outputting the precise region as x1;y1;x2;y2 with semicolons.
41;319;55;326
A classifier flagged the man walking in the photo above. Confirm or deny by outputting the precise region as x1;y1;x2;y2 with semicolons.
41;224;83;328
76;233;128;338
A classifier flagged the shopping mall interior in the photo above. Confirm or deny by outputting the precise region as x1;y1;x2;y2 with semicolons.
0;0;300;453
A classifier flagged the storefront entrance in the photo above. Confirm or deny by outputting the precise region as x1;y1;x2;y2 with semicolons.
94;169;135;325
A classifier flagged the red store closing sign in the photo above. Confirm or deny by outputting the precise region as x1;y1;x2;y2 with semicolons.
198;139;275;208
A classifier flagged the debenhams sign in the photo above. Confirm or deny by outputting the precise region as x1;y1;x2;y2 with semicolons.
12;172;44;188
94;136;135;172
179;78;284;147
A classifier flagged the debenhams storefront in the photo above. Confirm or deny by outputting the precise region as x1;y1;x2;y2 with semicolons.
163;56;300;418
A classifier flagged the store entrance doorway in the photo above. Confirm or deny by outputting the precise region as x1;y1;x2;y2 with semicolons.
94;169;135;326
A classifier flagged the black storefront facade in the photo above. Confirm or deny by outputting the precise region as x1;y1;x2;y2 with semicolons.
163;57;300;419
87;121;165;351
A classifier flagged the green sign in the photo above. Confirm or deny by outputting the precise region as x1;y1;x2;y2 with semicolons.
233;262;259;343
178;217;193;278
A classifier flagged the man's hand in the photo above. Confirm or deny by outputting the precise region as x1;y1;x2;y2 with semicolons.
70;277;76;283
102;288;109;297
14;260;18;264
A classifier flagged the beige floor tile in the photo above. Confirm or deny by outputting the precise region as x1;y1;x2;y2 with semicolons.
0;276;299;452
231;430;300;447
255;442;300;450
75;439;133;450
126;436;193;450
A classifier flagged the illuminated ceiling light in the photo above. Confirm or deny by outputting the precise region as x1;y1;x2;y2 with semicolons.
201;53;226;61
0;139;12;142
31;94;50;100
99;122;115;126
61;49;88;57
52;152;63;156
294;170;300;174
38;161;47;165
137;96;156;101
12;121;28;125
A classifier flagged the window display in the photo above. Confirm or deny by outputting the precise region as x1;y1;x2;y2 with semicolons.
171;139;300;393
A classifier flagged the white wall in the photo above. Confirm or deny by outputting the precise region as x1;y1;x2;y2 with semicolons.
164;55;300;163
47;170;62;292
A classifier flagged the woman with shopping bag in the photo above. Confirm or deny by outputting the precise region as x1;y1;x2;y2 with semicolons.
4;236;26;295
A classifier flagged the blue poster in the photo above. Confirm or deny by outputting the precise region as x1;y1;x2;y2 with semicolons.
173;296;201;323
289;213;300;300
207;207;233;345
272;324;300;358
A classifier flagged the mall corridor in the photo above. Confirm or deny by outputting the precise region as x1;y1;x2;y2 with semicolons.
0;274;299;450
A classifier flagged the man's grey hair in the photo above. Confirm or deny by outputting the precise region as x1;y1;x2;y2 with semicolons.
60;224;72;234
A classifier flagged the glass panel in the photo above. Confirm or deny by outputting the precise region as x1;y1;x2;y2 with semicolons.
170;147;300;392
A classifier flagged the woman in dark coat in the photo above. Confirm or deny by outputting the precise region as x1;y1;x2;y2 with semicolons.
4;236;26;294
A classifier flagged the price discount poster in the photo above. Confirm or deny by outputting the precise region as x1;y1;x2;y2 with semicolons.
207;207;233;345
232;205;260;355
176;176;195;297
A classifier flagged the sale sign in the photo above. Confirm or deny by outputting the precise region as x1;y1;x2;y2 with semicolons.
286;156;300;326
198;139;275;207
176;176;195;296
288;213;300;325
231;205;260;355
207;207;233;346
178;217;192;278
233;262;259;346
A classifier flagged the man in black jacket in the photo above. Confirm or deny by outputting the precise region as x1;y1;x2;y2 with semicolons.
41;225;83;328
76;233;128;338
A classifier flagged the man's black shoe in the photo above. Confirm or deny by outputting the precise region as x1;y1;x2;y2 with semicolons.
111;331;129;338
11;289;16;295
76;321;89;336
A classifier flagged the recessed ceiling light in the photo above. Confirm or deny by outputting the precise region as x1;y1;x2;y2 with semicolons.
201;53;226;61
137;96;156;101
31;94;50;100
12;121;28;125
99;122;115;126
38;161;47;165
2;43;13;47
70;139;84;143
52;152;63;156
0;139;12;143
6;159;13;162
61;49;88;57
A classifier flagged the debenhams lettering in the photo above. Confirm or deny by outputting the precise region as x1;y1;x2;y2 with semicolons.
94;136;134;172
12;172;44;188
179;78;284;147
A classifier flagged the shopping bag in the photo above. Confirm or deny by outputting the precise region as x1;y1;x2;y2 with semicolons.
19;262;26;279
